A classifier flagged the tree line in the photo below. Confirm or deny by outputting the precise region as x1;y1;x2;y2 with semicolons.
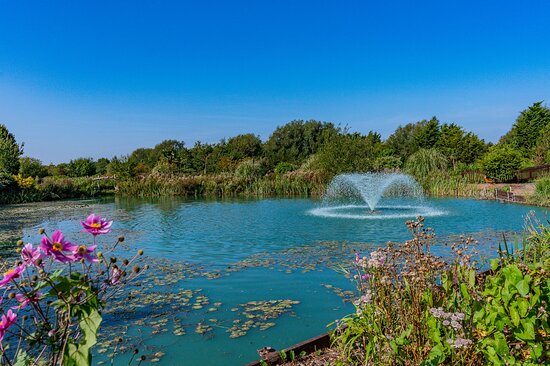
1;101;550;185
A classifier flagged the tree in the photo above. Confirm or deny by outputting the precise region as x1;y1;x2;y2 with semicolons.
533;123;550;165
264;120;338;166
413;117;440;150
435;123;487;165
0;124;24;174
500;101;550;155
386;119;433;160
226;134;262;161
19;157;48;178
313;132;381;176
480;145;523;182
66;158;96;177
404;148;448;179
190;142;215;174
95;158;110;175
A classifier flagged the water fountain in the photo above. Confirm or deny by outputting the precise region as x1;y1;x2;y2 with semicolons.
309;172;444;219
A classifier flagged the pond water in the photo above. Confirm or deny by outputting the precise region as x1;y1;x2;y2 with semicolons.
0;197;547;365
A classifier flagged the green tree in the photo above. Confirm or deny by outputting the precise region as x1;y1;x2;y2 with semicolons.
404;148;448;179
0;124;24;174
313;132;381;176
413;117;440;150
264;120;338;166
107;156;136;179
480;145;523;182
19;157;48;178
386;119;434;160
95;158;110;175
500;101;550;155
226;134;262;161
435;123;487;165
66;158;96;177
190;142;215;174
533;123;550;165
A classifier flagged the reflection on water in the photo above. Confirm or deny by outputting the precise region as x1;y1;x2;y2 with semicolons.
1;197;547;365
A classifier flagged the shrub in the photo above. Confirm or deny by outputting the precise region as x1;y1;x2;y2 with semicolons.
404;148;448;178
480;145;523;182
274;162;297;176
334;216;550;365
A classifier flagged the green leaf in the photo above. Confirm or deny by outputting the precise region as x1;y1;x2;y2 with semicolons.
64;304;102;366
509;306;520;327
515;279;530;297
14;350;33;366
491;258;499;271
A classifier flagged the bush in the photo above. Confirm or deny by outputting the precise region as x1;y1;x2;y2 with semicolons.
19;157;48;178
404;148;448;178
480;145;523;182
274;162;297;176
334;216;550;365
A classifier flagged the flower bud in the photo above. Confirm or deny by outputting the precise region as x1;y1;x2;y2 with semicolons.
118;235;125;242
22;315;28;320
16;240;24;246
80;259;85;264
39;269;45;276
138;249;144;256
16;248;21;253
118;337;123;343
98;270;105;275
141;356;146;361
35;258;43;266
38;228;45;235
110;257;117;264
8;292;15;299
97;251;103;258
16;261;22;266
31;275;38;281
133;349;139;354
144;264;149;270
133;265;140;273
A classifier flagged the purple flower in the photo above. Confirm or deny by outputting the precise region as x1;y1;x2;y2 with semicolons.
81;214;112;236
21;243;42;267
13;291;43;310
0;309;17;344
74;245;98;263
0;264;25;287
40;231;77;263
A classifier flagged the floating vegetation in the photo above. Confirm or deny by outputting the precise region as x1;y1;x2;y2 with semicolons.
321;284;356;303
227;299;300;339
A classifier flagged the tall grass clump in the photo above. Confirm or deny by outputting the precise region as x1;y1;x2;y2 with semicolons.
528;175;550;206
333;215;549;365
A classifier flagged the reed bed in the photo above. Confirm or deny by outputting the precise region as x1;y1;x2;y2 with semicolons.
116;170;329;198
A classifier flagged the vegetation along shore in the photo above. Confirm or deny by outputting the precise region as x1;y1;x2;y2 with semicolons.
1;101;550;206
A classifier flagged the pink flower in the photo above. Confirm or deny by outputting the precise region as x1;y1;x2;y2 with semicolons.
0;309;17;344
81;214;112;236
40;231;77;263
0;264;25;287
21;243;42;267
74;245;98;263
12;291;43;310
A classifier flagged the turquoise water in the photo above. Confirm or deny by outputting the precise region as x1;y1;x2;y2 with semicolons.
5;197;548;365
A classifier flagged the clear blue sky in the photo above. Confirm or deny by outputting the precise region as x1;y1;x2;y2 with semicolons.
1;0;549;163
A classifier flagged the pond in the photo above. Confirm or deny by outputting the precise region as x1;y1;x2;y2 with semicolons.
0;197;547;365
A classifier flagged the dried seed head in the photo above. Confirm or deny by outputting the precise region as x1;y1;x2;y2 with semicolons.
118;235;125;242
123;259;129;266
138;249;144;256
16;240;24;246
38;228;45;235
110;257;117;263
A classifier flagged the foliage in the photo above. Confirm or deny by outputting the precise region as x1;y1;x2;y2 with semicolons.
0;214;146;365
404;148;448;179
413;117;441;150
480;145;523;182
94;158;110;175
386;120;430;159
372;155;402;171
0;124;24;175
19;157;49;178
274;162;297;176
66;158;96;177
226;134;262;161
436;123;487;165
313;132;382;176
501;101;550;156
263;120;338;166
234;158;268;180
333;216;550;365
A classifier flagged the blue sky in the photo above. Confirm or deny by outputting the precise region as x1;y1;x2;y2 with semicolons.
1;0;549;163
